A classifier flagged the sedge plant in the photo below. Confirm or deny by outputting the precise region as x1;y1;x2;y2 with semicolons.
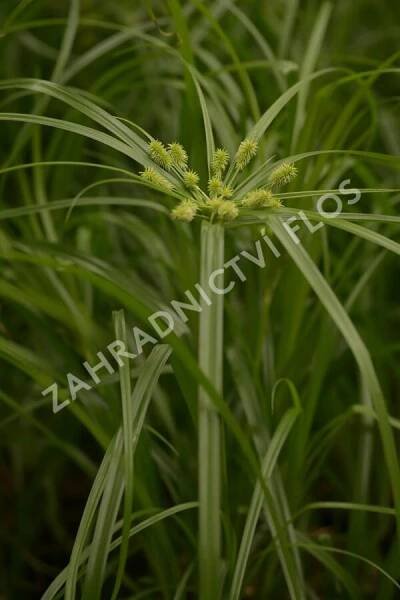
1;1;400;599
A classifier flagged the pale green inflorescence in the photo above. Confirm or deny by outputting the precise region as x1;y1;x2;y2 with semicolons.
149;139;173;170
183;169;200;189
268;161;298;189
208;176;233;199
142;137;296;223
205;198;239;221
168;142;188;168
215;199;239;221
235;138;258;171
140;167;173;191
241;189;282;209
171;199;198;222
212;148;230;175
208;176;224;198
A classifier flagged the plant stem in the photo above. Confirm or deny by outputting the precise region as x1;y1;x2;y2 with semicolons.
198;221;224;599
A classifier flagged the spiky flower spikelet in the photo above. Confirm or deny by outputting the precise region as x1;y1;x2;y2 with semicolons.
205;198;239;221
171;199;198;222
221;185;233;199
216;199;239;221
183;170;200;189
268;162;298;189
241;189;282;209
140;167;173;191
235;138;258;170
204;197;223;212
208;176;224;198
208;176;233;199
148;139;172;170
168;142;188;168
212;148;230;175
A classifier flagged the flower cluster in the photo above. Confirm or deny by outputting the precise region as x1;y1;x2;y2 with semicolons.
183;170;199;189
148;140;173;170
171;199;198;222
235;139;258;170
241;189;281;209
268;162;298;189
168;143;188;168
139;137;298;223
208;176;233;199
140;167;173;191
206;198;239;221
212;148;230;175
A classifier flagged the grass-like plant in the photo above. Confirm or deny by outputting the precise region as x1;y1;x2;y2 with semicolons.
1;1;400;598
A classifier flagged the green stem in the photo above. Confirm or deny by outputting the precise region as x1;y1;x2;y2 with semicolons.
198;221;224;599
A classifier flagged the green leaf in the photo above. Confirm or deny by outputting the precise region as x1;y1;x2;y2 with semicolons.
267;216;400;544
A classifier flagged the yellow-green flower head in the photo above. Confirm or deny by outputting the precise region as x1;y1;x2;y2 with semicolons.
208;176;224;198
241;188;282;209
222;185;234;199
140;167;173;191
235;138;258;170
216;199;239;221
148;139;172;170
168;142;188;168
208;177;233;199
205;197;239;220
204;197;221;211
171;199;198;222
268;162;298;189
212;148;230;174
182;169;200;189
